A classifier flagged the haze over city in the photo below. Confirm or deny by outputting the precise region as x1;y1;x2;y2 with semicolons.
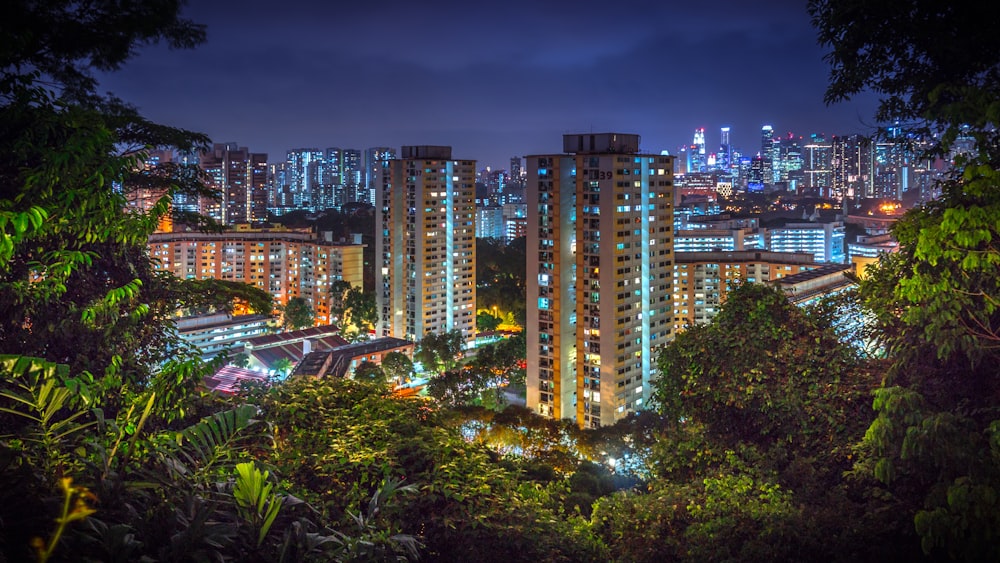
96;0;880;169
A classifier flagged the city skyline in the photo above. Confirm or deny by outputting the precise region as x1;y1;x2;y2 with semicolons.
96;0;880;170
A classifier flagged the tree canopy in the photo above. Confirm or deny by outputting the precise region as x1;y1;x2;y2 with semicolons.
281;297;314;331
811;0;1000;558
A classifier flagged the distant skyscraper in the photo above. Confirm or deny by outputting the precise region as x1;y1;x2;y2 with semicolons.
761;125;775;188
200;143;268;225
777;134;804;189
691;128;706;172
341;149;363;204
526;133;675;428
286;148;323;209
364;147;396;206
505;156;526;204
719;126;732;170
509;156;523;185
375;146;477;345
804;134;833;193
266;162;290;210
322;147;347;208
748;155;765;192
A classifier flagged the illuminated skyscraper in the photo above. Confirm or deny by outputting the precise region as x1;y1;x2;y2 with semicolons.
341;149;363;203
200;143;268;225
286;148;323;209
375;146;477;345
526;133;675;428
691;128;706;172
364;147;396;205
804;134;833;193
761;125;775;187
719;126;732;170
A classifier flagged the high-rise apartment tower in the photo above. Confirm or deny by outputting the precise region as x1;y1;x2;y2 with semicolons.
526;133;675;428
375;146;477;346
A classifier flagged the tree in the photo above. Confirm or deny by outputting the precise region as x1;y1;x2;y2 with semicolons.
466;334;527;409
353;360;386;385
263;377;607;561
343;287;377;338
280;297;314;331
272;357;294;379
329;281;377;341
811;1;1000;558
476;311;502;333
476;237;527;328
601;283;914;562
0;1;277;418
0;3;421;561
2;1;205;101
380;351;413;385
424;369;479;408
653;283;874;454
414;329;465;374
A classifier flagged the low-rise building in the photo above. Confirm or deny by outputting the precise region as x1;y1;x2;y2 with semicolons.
175;312;272;360
291;337;414;379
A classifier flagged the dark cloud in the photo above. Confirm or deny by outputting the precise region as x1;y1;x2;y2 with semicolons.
97;0;878;168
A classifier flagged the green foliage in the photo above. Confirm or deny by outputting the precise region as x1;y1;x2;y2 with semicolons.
414;329;465;374
592;451;801;563
809;0;1000;149
352;360;387;386
329;281;377;341
281;297;314;331
233;462;284;547
272;357;294;378
476;311;502;332
263;377;607;561
429;334;527;410
654;283;873;454
0;356;96;477
425;369;480;408
379;351;413;385
172;277;274;317
171;404;263;478
476;237;527;327
1;0;206;101
812;1;1000;556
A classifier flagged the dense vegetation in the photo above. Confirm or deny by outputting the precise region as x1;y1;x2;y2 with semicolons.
1;0;998;561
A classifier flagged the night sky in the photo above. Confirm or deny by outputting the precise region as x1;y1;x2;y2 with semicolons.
96;0;879;170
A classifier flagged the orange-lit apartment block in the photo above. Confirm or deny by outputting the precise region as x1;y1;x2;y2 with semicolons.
149;225;364;325
673;250;819;331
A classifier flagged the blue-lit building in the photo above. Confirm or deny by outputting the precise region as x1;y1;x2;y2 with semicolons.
286;148;323;209
674;228;765;252
770;220;846;263
176;312;272;361
476;205;505;239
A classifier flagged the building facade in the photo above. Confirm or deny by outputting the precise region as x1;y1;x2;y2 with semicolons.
199;143;269;226
770;220;846;263
149;225;364;325
526;133;675;428
375;146;477;345
673;250;818;331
